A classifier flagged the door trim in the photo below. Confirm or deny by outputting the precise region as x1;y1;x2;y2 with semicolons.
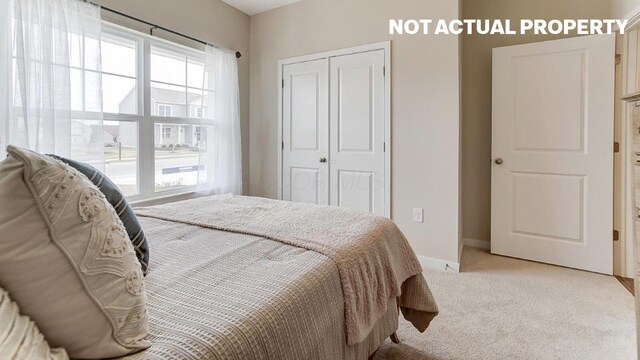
618;24;640;278
277;41;392;217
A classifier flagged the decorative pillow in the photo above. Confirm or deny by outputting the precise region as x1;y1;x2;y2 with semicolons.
0;145;149;359
0;289;68;360
48;154;150;275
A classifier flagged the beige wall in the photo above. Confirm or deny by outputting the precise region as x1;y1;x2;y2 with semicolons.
612;0;640;18
91;0;639;261
249;0;462;262
93;0;251;195
461;0;636;245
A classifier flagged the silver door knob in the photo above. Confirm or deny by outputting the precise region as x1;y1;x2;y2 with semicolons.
319;157;327;163
494;158;503;165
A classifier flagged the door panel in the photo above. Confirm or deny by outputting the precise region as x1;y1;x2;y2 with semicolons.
290;167;320;204
492;34;615;274
513;51;585;151
337;65;373;152
282;59;329;205
330;50;385;215
511;173;584;241
338;170;374;212
291;73;320;150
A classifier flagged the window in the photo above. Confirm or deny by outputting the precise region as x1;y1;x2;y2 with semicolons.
158;104;172;117
22;25;142;197
8;19;223;199
150;42;214;193
99;28;140;197
74;23;215;199
101;32;139;115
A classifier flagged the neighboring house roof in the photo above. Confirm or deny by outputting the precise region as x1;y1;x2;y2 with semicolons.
103;125;120;139
72;121;116;143
118;87;210;111
151;88;203;105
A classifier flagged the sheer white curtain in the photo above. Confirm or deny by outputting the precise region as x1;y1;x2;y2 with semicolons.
0;0;103;166
197;45;242;195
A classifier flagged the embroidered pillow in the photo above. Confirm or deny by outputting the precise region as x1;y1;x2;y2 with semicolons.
48;155;149;275
0;145;149;359
0;289;68;360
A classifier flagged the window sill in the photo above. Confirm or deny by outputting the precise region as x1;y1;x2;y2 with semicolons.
129;189;202;208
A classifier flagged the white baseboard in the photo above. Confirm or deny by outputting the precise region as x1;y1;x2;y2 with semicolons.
417;255;460;273
464;238;490;251
416;238;489;273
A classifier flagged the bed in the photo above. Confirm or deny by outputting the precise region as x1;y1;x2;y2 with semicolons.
124;195;438;360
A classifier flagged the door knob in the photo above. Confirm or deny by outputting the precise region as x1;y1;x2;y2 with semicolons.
319;157;327;163
494;158;504;165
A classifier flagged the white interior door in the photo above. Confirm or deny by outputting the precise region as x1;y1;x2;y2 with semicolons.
282;59;329;205
329;50;386;215
492;34;615;274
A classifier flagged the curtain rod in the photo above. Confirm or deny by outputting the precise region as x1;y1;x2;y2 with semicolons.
87;2;242;59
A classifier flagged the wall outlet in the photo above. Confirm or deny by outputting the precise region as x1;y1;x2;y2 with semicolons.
413;208;424;223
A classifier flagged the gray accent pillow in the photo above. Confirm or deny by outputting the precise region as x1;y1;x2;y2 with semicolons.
48;155;149;275
0;145;149;358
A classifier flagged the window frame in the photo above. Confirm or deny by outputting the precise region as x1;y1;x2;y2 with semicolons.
8;20;215;201
11;23;146;198
93;24;144;199
101;22;214;202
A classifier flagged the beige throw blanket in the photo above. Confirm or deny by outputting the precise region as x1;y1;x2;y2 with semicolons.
135;195;438;345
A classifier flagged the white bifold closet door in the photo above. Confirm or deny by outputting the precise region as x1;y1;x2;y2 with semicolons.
282;59;329;205
330;50;385;214
282;49;386;215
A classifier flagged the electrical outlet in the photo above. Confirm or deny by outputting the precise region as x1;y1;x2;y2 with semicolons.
413;208;424;223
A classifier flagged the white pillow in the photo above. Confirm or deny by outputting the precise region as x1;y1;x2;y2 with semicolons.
0;146;149;358
0;289;68;360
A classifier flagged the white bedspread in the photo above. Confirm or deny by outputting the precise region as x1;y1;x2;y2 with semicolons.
136;195;438;345
122;217;398;360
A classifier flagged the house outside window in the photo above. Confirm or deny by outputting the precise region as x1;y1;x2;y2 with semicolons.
162;127;172;139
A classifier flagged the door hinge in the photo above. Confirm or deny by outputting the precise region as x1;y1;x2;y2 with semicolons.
282;79;284;88
616;54;622;65
613;229;620;241
614;141;620;153
383;66;386;77
281;141;284;150
383;142;386;152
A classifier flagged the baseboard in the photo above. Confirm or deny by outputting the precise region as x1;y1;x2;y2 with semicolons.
417;255;460;273
416;238;489;273
463;238;490;251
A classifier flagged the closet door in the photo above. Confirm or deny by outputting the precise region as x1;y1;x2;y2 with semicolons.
329;50;385;215
282;59;329;205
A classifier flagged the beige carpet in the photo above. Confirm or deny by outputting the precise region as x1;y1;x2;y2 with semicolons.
375;248;636;360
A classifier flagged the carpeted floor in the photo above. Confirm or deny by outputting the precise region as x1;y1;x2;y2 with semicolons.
375;248;636;360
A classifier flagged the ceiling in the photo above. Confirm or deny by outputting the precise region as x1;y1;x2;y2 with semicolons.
222;0;303;16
